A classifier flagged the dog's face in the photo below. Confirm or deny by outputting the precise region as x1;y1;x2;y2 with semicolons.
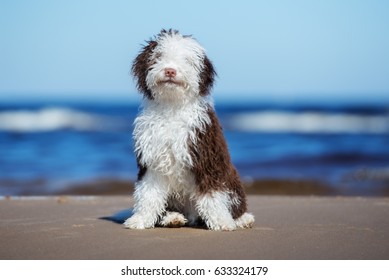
132;29;216;102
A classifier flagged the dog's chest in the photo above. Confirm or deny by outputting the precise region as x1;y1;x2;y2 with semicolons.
133;101;210;175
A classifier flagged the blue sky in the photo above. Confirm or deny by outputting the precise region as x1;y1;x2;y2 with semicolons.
1;0;389;103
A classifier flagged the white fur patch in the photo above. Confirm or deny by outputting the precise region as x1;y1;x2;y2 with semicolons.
133;98;211;180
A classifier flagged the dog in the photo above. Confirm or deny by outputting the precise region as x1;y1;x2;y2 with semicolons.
124;29;254;231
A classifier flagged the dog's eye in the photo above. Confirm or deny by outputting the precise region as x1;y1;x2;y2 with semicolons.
186;57;201;70
149;52;162;65
185;57;195;66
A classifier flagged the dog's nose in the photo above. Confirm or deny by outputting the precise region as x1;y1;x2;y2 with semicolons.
164;68;177;78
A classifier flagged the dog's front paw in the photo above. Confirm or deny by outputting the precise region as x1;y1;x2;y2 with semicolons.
123;214;155;229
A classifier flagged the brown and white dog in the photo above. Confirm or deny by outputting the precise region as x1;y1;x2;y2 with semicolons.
124;29;254;230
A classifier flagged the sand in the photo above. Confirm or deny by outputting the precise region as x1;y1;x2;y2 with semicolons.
0;195;388;260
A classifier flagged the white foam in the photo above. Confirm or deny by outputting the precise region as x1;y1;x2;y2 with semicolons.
230;111;389;134
0;108;120;132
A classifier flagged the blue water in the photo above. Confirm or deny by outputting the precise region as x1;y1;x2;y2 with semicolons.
1;100;389;195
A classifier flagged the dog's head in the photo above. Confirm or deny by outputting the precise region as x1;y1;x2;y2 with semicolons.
132;29;216;102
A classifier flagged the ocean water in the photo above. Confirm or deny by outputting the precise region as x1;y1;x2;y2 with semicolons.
1;100;389;195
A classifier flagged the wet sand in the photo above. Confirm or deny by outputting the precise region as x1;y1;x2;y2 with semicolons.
3;176;388;197
0;195;388;260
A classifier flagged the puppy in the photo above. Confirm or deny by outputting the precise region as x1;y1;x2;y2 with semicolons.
124;29;254;231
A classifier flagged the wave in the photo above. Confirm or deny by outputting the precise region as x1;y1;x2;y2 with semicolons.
0;107;126;132
2;107;388;134
229;111;389;134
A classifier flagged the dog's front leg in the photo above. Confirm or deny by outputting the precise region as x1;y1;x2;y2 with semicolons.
124;171;168;229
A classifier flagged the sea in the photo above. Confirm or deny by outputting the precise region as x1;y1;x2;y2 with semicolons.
1;99;389;196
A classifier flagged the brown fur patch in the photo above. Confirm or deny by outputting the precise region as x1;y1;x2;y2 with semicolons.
136;156;147;181
199;56;216;96
131;40;158;100
189;107;248;219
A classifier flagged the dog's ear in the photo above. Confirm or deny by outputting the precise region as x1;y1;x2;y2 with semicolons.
132;40;157;100
199;55;217;96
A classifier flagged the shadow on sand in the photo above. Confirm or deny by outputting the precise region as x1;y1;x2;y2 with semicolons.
99;208;208;229
100;208;133;224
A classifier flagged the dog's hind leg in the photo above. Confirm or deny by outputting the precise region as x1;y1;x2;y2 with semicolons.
159;211;187;227
196;191;237;231
235;212;255;229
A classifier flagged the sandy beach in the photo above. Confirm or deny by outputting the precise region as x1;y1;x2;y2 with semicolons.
0;195;388;260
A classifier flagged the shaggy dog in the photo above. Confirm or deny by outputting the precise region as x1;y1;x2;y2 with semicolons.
124;29;254;231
